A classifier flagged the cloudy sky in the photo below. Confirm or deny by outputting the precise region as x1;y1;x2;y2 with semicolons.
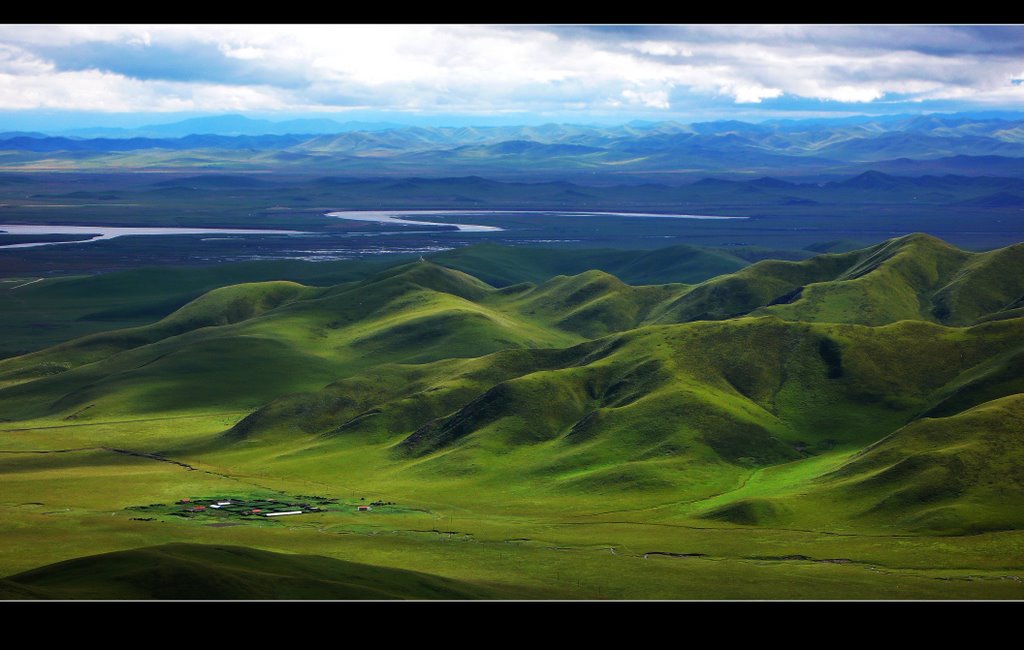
0;24;1022;128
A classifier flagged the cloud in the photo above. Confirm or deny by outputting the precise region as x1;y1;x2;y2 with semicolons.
625;41;693;58
620;88;671;109
723;84;784;104
0;24;1020;116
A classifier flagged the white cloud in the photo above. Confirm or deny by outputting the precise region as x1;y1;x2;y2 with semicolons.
126;31;151;47
721;84;784;104
626;41;693;57
0;67;292;112
0;24;1020;115
0;43;53;75
221;45;264;61
621;88;671;109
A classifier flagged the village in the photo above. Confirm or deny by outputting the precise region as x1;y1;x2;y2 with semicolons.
125;494;397;522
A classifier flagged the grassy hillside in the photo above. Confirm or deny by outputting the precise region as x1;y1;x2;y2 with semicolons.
1;543;542;599
0;261;588;418
656;234;1024;326
10;233;1015;366
0;257;403;359
429;242;748;287
2;233;1024;599
812;393;1024;534
493;270;689;338
0;280;321;393
4;236;1023;447
691;393;1024;535
217;316;1024;512
0;242;745;361
929;243;1024;324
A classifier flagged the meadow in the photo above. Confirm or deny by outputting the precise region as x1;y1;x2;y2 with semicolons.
2;234;1023;599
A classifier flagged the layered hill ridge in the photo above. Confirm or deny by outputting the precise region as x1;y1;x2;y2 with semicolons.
0;280;320;387
0;261;582;418
656;233;1024;326
695;392;1024;535
427;242;749;287
812;393;1024;533
499;270;689;338
0;243;748;361
4;235;1023;417
2;234;1023;535
228;317;1024;488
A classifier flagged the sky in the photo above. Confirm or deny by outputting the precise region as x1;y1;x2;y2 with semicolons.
0;24;1022;130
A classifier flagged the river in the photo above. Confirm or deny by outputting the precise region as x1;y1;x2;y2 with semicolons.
1;209;747;250
0;225;307;249
324;209;746;232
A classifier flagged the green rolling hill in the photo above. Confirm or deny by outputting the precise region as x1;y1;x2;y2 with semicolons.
0;543;545;599
0;242;747;361
692;392;1024;535
807;393;1024;534
218;315;1024;522
2;233;1024;598
428;242;749;287
654;233;1024;326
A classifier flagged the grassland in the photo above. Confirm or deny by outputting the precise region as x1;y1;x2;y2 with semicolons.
2;235;1023;599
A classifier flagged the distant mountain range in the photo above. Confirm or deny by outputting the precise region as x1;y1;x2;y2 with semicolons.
6;110;1019;138
1;112;1023;179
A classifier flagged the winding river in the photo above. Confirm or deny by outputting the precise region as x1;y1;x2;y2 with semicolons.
325;209;746;232
0;209;747;250
0;224;306;249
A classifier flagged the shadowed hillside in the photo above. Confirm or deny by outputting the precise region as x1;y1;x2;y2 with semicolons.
695;393;1024;535
655;234;1024;326
0;543;543;599
0;262;582;418
217;315;1024;517
817;393;1024;533
496;270;688;338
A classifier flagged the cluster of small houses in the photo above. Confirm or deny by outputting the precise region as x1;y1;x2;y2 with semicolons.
178;497;316;517
175;496;390;517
